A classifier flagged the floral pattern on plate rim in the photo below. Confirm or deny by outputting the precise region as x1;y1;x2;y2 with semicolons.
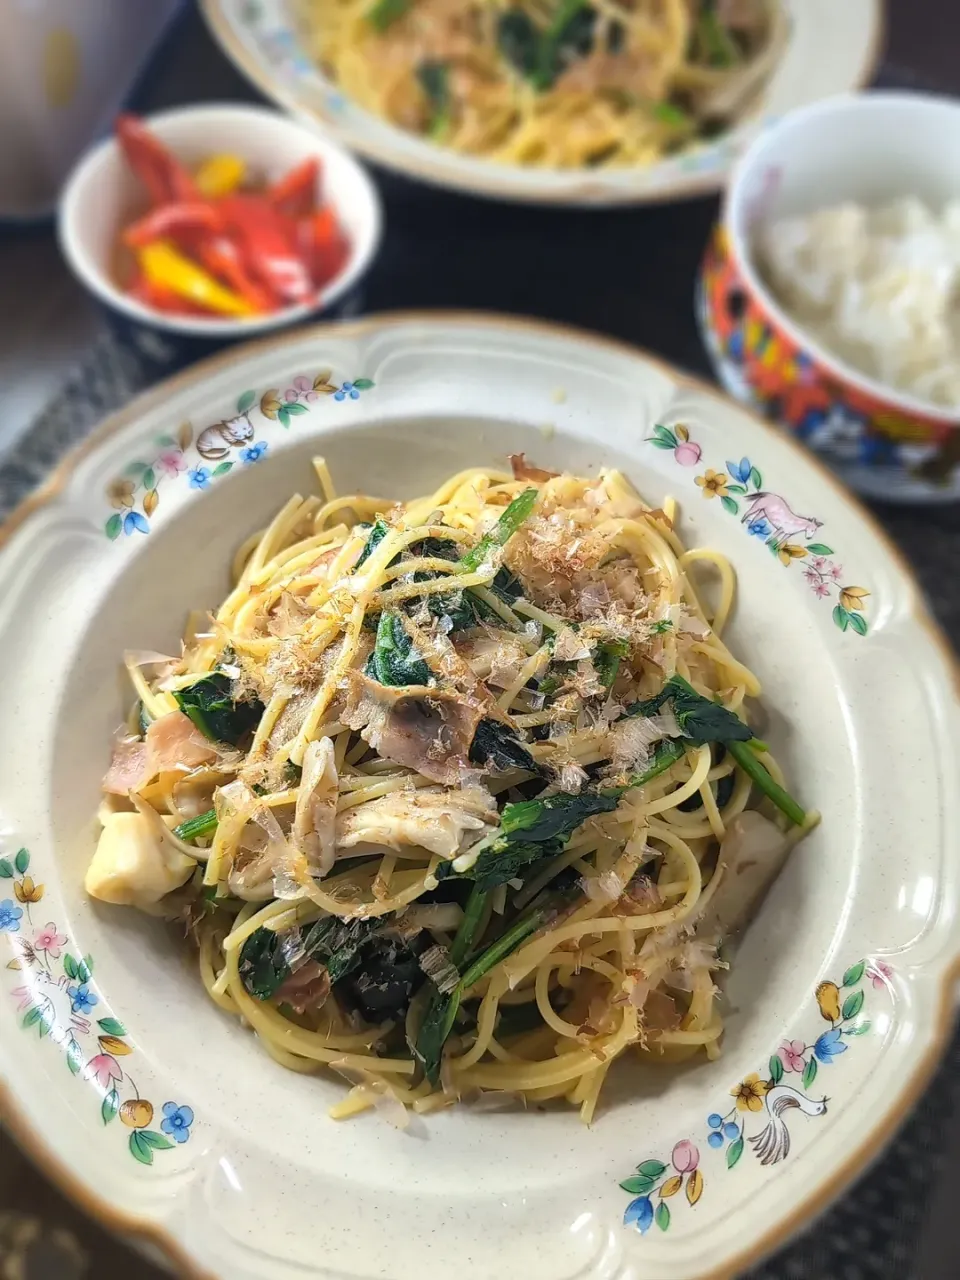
103;369;374;540
621;959;893;1234
1;846;193;1166
648;423;871;635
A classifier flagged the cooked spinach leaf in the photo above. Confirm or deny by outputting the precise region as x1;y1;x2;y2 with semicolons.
417;580;483;631
414;741;693;1075
336;934;424;1022
612;738;687;793
489;565;524;604
458;488;538;572
367;0;412;33
436;790;620;893
653;101;695;129
500;789;618;842
594;638;629;688
442;739;686;889
538;0;595;89
726;739;805;827
353;517;390;573
402;535;484;630
174;672;264;745
417;60;450;137
625;674;753;746
624;676;805;825
414;987;462;1083
408;534;458;560
238;915;384;1002
238;928;289;1001
414;901;549;1081
405;533;526;630
496;9;540;79
173;808;217;843
497;2;595;92
372;611;432;687
469;717;543;776
450;883;487;968
696;2;740;67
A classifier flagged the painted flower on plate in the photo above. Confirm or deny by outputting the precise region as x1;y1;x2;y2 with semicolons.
122;512;149;536
290;376;320;400
161;1102;194;1144
866;960;893;990
188;467;211;490
66;982;98;1015
157;451;187;477
731;1073;769;1112
241;441;269;464
694;468;730;499
107;479;136;510
623;1196;654;1233
746;515;773;539
0;900;23;932
777;1040;806;1073
84;1053;123;1089
814;1027;847;1063
14;875;43;904
726;457;752;485
34;923;67;958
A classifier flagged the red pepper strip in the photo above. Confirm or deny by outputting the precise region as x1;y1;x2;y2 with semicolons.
122;202;224;249
116;114;198;205
297;207;350;287
218;195;314;305
128;273;214;317
195;234;277;313
268;156;321;219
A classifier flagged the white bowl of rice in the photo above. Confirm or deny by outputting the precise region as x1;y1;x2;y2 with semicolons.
700;91;960;502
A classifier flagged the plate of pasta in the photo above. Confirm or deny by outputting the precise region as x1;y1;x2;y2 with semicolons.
0;313;956;1280
200;0;884;205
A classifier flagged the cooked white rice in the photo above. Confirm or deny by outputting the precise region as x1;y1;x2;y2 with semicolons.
758;197;960;410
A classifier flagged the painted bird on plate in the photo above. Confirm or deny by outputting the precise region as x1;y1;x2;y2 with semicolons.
748;1085;829;1166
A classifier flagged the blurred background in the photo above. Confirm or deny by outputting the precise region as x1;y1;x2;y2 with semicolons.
0;0;957;1276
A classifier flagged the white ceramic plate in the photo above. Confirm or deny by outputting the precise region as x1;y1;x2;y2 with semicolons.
0;314;957;1280
199;0;884;207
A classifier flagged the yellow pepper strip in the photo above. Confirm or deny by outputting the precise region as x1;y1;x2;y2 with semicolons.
138;241;255;318
194;153;247;198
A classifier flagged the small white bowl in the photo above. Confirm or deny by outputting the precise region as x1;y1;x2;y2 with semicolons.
58;102;383;341
697;92;960;503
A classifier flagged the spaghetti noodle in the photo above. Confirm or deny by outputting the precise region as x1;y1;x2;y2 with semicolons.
86;457;816;1124
297;0;786;170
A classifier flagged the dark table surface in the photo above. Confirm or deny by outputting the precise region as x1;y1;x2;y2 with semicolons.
0;2;957;1278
